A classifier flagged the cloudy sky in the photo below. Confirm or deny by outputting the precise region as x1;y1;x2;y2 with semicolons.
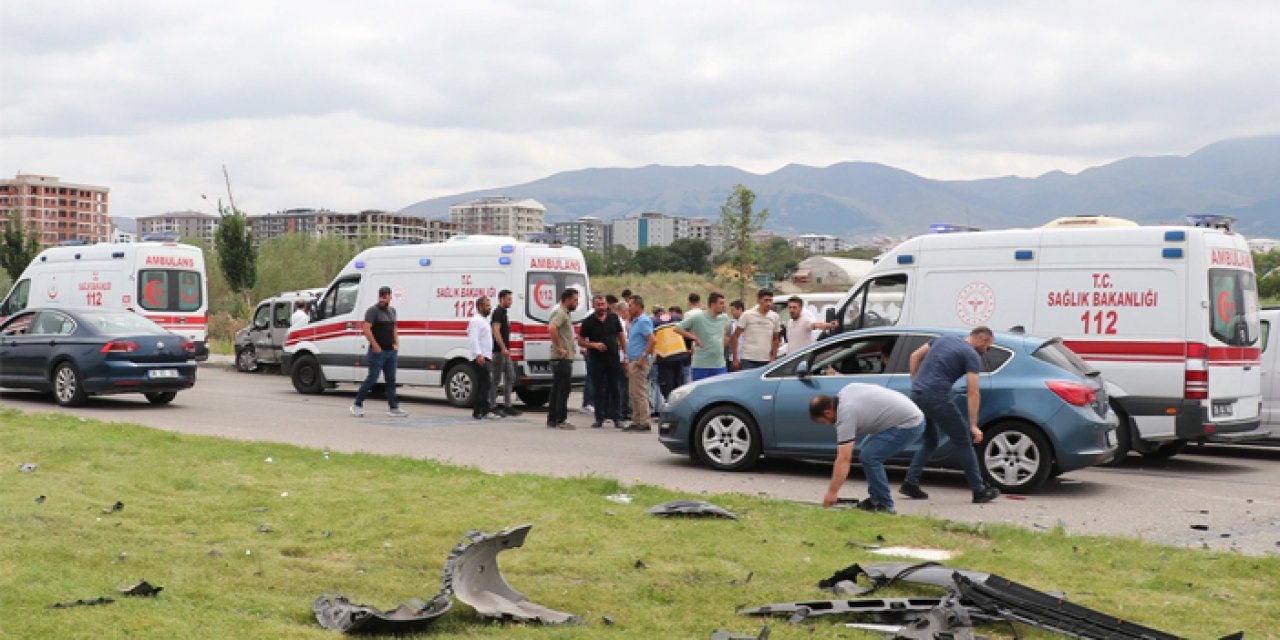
3;1;1278;217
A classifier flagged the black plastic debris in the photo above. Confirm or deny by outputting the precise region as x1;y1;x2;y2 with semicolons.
634;559;648;569
257;524;273;534
102;501;124;514
48;597;114;609
712;625;771;639
313;593;451;635
120;580;163;597
444;524;581;625
1191;524;1210;531
646;499;739;519
35;495;46;504
602;615;615;625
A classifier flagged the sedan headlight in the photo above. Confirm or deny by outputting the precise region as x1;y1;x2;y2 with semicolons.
666;384;696;407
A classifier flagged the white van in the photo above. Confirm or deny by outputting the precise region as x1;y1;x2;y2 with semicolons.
281;236;591;408
773;291;844;355
0;239;210;359
831;216;1263;459
1255;307;1279;442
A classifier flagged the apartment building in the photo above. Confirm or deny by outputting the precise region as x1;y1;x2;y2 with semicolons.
448;196;546;240
316;210;459;243
792;233;847;254
553;215;612;254
136;211;220;246
0;173;111;245
247;208;320;246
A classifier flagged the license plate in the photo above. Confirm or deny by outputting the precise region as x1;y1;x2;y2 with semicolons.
149;369;179;379
1211;403;1233;418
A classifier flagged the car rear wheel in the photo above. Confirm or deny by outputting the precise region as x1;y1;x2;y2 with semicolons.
444;363;475;407
235;346;258;372
515;387;549;408
980;422;1052;493
290;354;326;394
145;391;177;405
52;362;89;407
693;405;761;471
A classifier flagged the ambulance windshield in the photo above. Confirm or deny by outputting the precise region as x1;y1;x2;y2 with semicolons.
526;272;590;323
138;270;203;312
842;275;906;330
1208;269;1259;347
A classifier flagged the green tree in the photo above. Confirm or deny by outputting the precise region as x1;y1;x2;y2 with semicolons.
717;185;769;300
831;247;883;260
211;167;257;310
634;246;684;274
605;244;635;275
582;249;606;277
667;238;711;274
758;236;808;279
1;212;41;281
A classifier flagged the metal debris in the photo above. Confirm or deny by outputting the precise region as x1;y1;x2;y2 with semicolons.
120;580;163;597
444;524;580;625
313;593;451;635
646;499;739;519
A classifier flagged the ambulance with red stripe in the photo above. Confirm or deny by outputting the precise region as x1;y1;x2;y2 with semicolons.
831;215;1262;461
281;235;591;408
0;238;209;359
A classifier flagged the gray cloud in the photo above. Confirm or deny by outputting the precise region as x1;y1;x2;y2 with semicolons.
2;0;1278;215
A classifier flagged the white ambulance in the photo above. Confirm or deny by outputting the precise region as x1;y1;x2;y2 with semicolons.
0;238;210;359
281;235;591;408
830;215;1263;460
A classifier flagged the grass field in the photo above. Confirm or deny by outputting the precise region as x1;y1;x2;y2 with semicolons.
3;407;1274;638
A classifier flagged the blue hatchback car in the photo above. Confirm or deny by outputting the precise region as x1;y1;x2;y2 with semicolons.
658;327;1118;493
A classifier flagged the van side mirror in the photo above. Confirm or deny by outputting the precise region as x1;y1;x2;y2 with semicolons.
796;360;810;378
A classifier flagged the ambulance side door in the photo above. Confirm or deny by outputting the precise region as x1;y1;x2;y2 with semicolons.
310;277;363;384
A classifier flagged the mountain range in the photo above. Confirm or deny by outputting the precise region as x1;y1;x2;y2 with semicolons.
402;134;1280;239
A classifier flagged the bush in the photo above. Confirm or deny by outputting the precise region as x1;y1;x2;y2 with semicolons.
208;311;247;344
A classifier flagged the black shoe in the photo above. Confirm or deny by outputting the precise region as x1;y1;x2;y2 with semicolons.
591;421;603;429
973;487;1000;504
900;483;929;500
503;407;522;417
622;423;652;432
855;500;896;514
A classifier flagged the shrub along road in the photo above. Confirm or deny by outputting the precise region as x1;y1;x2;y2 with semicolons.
3;364;1277;555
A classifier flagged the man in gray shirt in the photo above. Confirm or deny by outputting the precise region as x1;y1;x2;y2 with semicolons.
809;383;925;513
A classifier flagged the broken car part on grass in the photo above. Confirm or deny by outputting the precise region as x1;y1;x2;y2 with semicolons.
646;499;738;519
744;562;1242;640
314;523;579;634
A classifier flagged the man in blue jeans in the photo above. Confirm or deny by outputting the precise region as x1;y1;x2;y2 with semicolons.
350;286;408;418
900;326;1000;504
810;383;925;513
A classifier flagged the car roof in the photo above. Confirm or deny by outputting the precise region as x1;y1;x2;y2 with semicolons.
843;325;1050;350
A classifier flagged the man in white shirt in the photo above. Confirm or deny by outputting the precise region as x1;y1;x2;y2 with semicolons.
809;383;925;513
731;289;780;370
467;296;498;420
783;296;837;354
290;300;310;327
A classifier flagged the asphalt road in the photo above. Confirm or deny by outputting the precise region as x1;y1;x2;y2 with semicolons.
4;363;1278;555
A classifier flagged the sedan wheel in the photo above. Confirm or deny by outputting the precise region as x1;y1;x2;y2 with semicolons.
693;406;761;471
145;391;177;405
980;423;1052;493
52;362;89;407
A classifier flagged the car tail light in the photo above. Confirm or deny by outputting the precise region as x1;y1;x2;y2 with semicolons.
1185;341;1208;400
180;340;195;353
100;340;139;353
1046;380;1097;407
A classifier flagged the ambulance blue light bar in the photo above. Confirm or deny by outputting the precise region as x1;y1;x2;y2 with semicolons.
1015;250;1034;260
499;257;512;265
354;261;366;269
419;258;431;266
897;255;914;265
930;223;980;234
1162;248;1184;259
112;251;125;258
1185;214;1236;230
500;245;515;253
140;233;180;242
1164;230;1186;242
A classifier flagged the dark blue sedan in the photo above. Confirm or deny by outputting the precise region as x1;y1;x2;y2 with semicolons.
658;327;1118;493
0;308;197;406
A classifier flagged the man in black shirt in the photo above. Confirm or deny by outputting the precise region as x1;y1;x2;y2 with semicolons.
489;289;520;416
351;286;408;418
577;294;625;428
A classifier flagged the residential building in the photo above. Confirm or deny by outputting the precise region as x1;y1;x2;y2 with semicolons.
1247;237;1280;253
553;216;612;254
449;196;546;240
247;208;320;247
612;212;678;250
792;233;848;254
0;173;111;245
136;211;220;246
315;210;459;243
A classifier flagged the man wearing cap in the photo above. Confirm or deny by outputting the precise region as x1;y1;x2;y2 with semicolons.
351;286;408;418
809;383;925;513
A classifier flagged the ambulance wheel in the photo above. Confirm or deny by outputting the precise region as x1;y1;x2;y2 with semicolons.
515;388;548;409
693;405;761;471
979;421;1052;493
290;354;326;394
444;363;476;407
1139;440;1186;460
145;392;177;405
235;346;258;372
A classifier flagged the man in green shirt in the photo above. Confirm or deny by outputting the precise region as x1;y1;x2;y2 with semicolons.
546;288;579;430
674;292;731;381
